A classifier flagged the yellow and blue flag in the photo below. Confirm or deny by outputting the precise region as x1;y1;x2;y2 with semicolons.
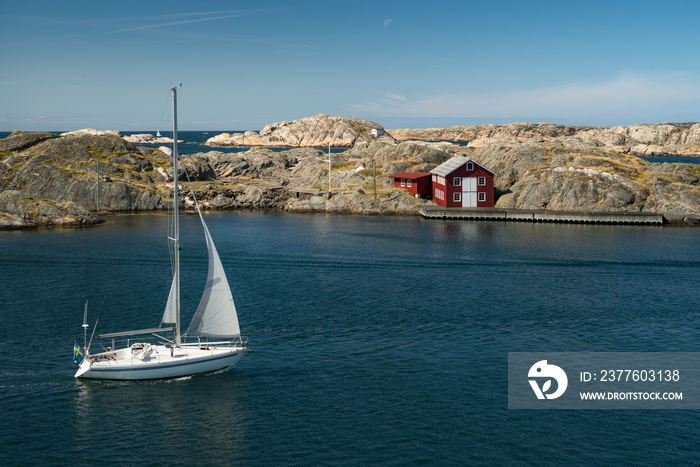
73;342;84;364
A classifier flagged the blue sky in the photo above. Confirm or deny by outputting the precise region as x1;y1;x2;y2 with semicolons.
2;0;700;131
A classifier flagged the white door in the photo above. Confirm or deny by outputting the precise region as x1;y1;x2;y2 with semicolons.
462;177;477;207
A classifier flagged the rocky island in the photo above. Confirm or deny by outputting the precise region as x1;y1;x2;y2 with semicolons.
1;115;698;229
204;114;385;148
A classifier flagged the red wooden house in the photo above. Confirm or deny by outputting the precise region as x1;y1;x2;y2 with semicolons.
389;172;432;198
430;156;495;208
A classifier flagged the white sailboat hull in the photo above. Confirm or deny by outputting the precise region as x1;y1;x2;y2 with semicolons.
76;344;247;380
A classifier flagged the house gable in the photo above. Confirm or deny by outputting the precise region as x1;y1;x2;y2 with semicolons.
429;156;496;208
430;156;496;178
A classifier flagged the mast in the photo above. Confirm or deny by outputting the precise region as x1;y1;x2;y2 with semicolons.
82;300;89;351
172;85;181;347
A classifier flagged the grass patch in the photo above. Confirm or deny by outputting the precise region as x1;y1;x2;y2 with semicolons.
83;145;110;161
358;168;383;177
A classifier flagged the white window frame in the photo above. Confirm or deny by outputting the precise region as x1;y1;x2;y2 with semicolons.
478;177;486;186
453;177;461;186
432;174;437;182
407;179;412;187
401;179;406;187
467;162;474;171
478;192;486;202
453;192;461;202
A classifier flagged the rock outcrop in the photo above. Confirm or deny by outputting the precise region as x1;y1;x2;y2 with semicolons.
1;131;170;228
60;128;124;138
477;141;700;223
0;190;103;229
122;133;174;144
0;130;59;152
286;191;424;215
205;114;385;147
388;122;700;158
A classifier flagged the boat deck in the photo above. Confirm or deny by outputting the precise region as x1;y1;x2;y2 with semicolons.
76;343;247;380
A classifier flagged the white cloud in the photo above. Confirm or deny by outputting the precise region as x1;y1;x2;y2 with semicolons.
350;72;700;124
385;93;406;101
112;12;252;33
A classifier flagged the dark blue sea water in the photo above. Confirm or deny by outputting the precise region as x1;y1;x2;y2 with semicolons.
1;212;699;465
0;131;347;155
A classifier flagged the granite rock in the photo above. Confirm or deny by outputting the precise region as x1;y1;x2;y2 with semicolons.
206;114;385;148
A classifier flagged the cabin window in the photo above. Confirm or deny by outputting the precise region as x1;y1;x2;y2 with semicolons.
478;192;486;202
478;177;486;186
407;179;412;187
453;192;461;202
453;177;461;186
432;174;437;182
401;179;406;187
467;162;474;171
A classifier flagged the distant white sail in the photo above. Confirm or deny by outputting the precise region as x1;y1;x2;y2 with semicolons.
186;213;241;338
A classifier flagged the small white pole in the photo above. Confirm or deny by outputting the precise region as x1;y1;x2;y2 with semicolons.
373;158;377;202
96;156;100;211
328;130;332;196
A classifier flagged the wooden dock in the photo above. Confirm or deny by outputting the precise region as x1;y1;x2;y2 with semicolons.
419;206;664;225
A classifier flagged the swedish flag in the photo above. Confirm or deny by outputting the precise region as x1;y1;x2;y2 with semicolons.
73;342;84;364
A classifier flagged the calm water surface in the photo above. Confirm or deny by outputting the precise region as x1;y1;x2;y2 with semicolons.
1;212;698;465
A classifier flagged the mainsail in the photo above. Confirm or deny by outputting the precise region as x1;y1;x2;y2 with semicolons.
185;212;241;338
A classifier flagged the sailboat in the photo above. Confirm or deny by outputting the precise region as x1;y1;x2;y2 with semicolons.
75;86;248;380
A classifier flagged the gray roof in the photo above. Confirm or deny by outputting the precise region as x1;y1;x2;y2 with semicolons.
430;156;467;177
430;156;495;177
